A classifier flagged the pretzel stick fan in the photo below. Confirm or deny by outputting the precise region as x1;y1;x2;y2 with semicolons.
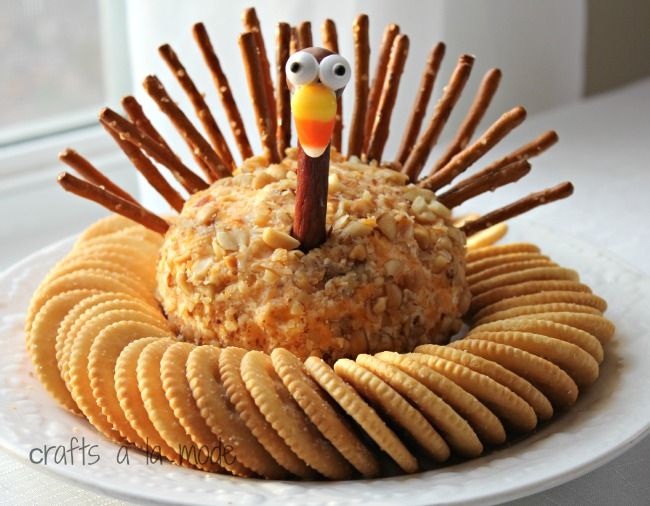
286;47;351;251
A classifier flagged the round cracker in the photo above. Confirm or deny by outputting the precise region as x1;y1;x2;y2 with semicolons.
334;358;450;463
81;229;161;256
26;269;148;333
28;289;97;414
138;339;221;472
467;259;557;286
466;253;551;277
74;214;138;245
469;280;593;314
372;352;506;446
415;344;553;421
473;291;608;322
115;337;183;465
68;309;169;441
70;243;157;283
186;346;288;479
466;223;508;251
406;353;538;432
304;356;418;473
470;267;580;296
271;348;380;477
242;350;353;479
60;297;167;391
470;319;604;364
47;256;154;291
467;331;600;386
450;339;579;408
466;243;541;263
89;321;171;448
357;354;483;457
476;303;602;325
219;347;314;478
515;312;615;343
162;342;252;476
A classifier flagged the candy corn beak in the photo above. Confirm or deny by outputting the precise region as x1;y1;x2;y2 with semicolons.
291;83;337;158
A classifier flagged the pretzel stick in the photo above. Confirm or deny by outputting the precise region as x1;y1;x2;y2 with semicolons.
363;24;400;153
433;68;501;172
57;172;169;235
290;26;299;54
402;54;474;181
419;106;527;191
192;22;253;160
321;19;342;151
143;74;227;181
242;8;277;148
276;22;292;156
121;96;174;154
297;21;313;49
239;32;281;163
366;34;410;163
437;159;531;209
479;130;559;176
395;42;446;165
158;43;235;172
101;123;185;213
59;149;138;204
100;107;208;194
461;182;574;236
347;14;370;158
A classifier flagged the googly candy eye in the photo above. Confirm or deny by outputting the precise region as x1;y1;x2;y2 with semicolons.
318;54;351;91
286;51;319;87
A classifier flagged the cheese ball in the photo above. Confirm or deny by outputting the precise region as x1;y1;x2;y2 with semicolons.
156;150;471;361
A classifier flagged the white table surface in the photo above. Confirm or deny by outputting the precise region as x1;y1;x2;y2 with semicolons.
1;78;649;505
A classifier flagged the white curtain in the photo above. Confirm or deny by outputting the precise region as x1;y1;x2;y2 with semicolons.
126;0;586;211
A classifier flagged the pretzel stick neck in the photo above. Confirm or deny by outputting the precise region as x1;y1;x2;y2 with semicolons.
100;107;208;194
239;32;281;163
193;22;253;160
101;123;185;213
321;19;342;152
461;182;574;236
242;7;277;146
402;54;474;182
395;42;445;165
420;105;527;191
363;23;400;154
293;144;329;251
121;96;173;154
433;68;502;172
437;159;531;209
481;130;559;175
158;43;235;172
366;34;410;163
59;149;138;204
275;22;292;156
289;26;299;54
57;172;169;235
347;14;370;158
297;21;313;49
143;75;226;181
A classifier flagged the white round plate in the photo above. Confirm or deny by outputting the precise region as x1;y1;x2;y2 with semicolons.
1;224;649;505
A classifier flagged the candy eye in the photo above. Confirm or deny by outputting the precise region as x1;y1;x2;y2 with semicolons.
319;54;351;91
286;51;319;87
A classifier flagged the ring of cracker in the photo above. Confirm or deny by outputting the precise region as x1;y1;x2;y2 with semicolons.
450;339;578;408
475;302;602;325
515;313;615;343
186;346;288;479
467;259;557;286
466;243;541;263
466;222;508;251
470;267;579;296
241;350;353;479
372;352;506;445
271;348;380;477
219;347;315;478
334;358;451;462
466;252;551;276
414;344;553;420
74;215;137;245
304;356;418;473
357;354;483;457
